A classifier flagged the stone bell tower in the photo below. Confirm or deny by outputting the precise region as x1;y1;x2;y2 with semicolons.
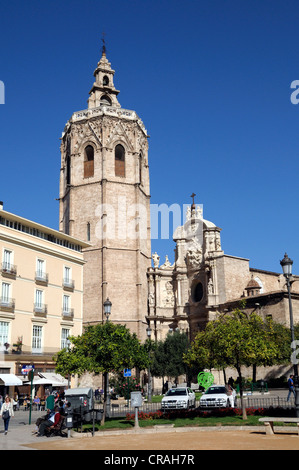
59;44;151;339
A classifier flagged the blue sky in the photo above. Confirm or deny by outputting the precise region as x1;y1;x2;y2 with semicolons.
1;0;299;273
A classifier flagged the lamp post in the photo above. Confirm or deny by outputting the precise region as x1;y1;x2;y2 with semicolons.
146;326;152;403
104;298;112;321
66;338;71;389
104;298;112;417
280;253;299;417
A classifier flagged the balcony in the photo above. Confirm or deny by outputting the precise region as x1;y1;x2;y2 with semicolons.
1;262;17;279
0;297;15;312
33;303;48;317
62;308;74;320
62;278;75;291
35;271;49;285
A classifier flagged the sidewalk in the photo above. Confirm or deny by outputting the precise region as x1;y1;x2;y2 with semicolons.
0;409;51;450
1;394;298;451
2;423;299;451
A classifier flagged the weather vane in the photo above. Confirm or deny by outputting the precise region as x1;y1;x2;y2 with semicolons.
102;32;106;55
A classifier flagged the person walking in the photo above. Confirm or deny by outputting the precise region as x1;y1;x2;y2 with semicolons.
0;395;14;435
287;374;296;401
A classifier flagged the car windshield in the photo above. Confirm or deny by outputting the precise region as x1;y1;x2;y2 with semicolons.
204;387;227;395
165;389;187;396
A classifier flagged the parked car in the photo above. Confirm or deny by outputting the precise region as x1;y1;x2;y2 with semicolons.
199;385;236;408
161;387;196;410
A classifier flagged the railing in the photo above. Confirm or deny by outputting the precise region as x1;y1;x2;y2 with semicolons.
33;303;48;315
95;395;297;418
71;106;147;135
244;395;295;409
0;297;15;311
35;271;49;284
1;262;17;277
63;278;75;290
62;308;74;319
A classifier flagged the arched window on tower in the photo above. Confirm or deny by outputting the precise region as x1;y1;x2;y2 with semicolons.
84;145;94;178
103;75;109;86
100;94;112;106
139;153;143;184
66;154;71;185
66;137;71;186
115;144;125;177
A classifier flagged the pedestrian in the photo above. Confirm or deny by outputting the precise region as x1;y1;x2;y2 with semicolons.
287;374;296;401
0;395;14;435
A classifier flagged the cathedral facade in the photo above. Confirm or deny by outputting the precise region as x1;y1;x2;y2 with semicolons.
59;47;299;353
147;200;299;344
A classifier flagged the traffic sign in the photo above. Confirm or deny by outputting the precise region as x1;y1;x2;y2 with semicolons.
123;368;131;377
22;364;35;375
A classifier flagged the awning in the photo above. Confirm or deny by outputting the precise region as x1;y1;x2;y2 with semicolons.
0;374;23;386
38;373;68;386
24;378;51;385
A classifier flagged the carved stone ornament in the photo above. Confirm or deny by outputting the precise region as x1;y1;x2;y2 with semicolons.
186;249;202;267
208;277;214;294
160;255;173;269
162;281;175;307
152;252;160;268
148;292;155;306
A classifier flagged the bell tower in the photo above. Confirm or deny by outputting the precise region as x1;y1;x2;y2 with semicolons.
59;44;151;339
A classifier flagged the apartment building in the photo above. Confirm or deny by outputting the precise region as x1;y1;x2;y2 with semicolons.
0;204;89;388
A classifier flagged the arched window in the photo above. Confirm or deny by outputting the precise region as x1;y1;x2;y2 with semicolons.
84;145;94;178
103;75;109;86
115;144;125;177
100;94;112;106
139;153;142;184
66;138;71;185
192;282;203;303
66;154;71;185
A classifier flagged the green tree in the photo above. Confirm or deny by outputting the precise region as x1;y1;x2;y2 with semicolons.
151;331;190;391
184;310;281;419
54;322;148;422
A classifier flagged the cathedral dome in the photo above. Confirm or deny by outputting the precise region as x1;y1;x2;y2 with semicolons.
245;276;261;296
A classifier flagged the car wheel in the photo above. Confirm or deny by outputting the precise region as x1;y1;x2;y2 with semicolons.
226;399;231;408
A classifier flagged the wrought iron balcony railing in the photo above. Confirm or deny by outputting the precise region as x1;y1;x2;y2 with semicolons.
35;271;49;284
62;308;74;319
1;262;17;277
62;278;75;290
0;297;15;311
33;303;48;315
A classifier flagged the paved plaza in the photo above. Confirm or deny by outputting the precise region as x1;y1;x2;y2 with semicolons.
0;390;298;451
1;408;299;451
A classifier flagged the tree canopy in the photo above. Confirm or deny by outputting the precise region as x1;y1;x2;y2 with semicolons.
54;322;148;377
151;331;191;389
183;309;290;418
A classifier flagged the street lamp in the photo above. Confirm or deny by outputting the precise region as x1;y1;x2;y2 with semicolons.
66;338;71;389
103;298;112;417
146;326;152;403
280;253;299;416
104;298;112;322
